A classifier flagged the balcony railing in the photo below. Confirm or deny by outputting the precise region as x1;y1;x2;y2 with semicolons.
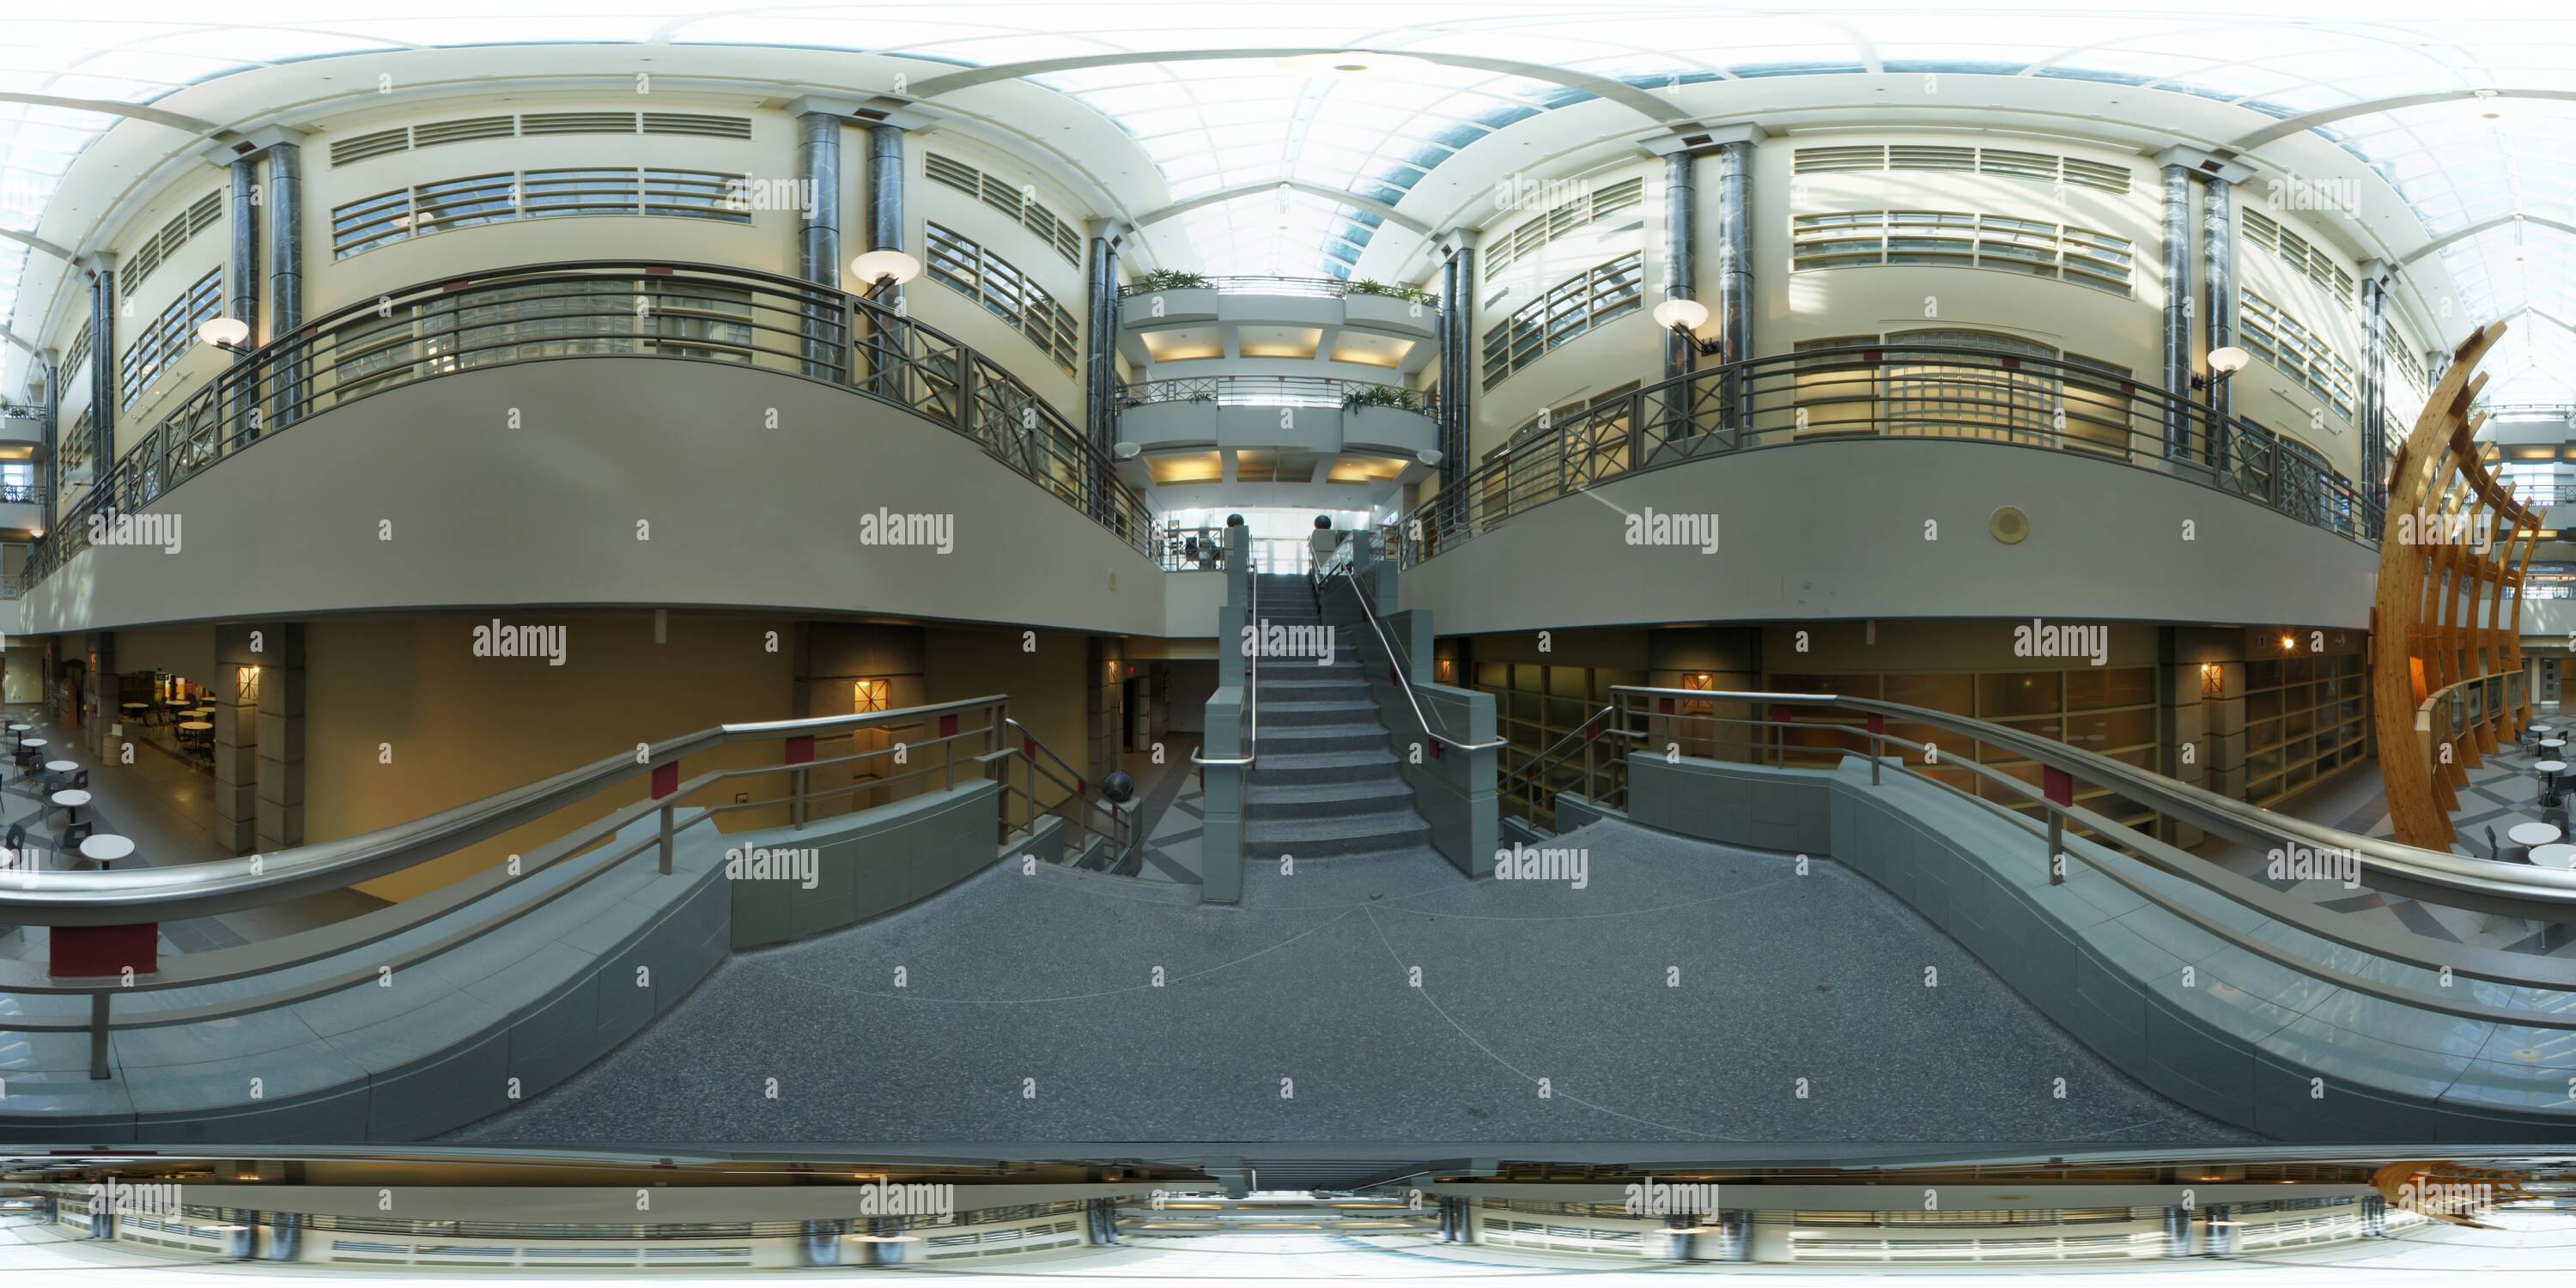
0;483;40;506
1116;274;1439;307
1395;343;2372;568
1117;374;1431;412
18;260;1158;595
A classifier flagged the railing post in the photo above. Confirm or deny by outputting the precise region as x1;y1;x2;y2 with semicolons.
786;733;815;831
652;758;679;875
2044;765;2074;884
88;992;110;1080
1868;713;1886;784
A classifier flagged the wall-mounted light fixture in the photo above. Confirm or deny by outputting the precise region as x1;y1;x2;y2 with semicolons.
1651;299;1724;356
849;249;922;292
237;665;261;703
2200;662;2223;698
2192;345;2251;391
197;317;251;350
852;677;889;712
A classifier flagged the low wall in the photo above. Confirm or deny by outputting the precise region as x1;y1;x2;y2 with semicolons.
1612;752;2576;1141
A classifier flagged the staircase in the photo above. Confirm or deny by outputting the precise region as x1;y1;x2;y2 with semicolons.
1242;572;1435;861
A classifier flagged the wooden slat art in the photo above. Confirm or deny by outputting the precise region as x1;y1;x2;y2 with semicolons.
2373;320;2543;848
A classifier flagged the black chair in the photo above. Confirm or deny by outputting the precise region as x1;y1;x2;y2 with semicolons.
3;821;24;866
2488;824;2506;861
58;819;93;861
70;769;87;790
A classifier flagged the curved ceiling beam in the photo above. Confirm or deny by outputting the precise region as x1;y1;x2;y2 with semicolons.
0;227;75;262
1138;181;1432;236
906;49;1692;125
2398;214;2576;270
0;92;218;135
0;328;39;358
2223;88;2576;153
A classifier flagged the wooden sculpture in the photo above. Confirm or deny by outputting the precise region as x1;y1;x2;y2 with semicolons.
2373;321;2543;848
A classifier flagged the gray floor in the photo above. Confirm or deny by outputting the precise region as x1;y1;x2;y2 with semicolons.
444;817;2251;1145
0;705;381;961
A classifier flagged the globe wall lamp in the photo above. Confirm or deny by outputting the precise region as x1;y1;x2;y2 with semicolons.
1652;298;1722;356
849;249;922;292
197;316;251;351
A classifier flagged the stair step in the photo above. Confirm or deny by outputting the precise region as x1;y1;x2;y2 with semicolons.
1245;776;1415;819
1243;805;1432;859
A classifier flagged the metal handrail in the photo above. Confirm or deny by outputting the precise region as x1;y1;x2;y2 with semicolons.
1394;343;2374;568
1592;686;2576;1028
19;258;1161;596
0;693;1015;1075
1192;548;1261;768
1002;716;1134;867
1502;703;1617;823
1607;685;2576;912
1314;549;1508;753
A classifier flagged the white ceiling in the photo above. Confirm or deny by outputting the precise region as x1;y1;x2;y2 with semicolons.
4;3;2574;399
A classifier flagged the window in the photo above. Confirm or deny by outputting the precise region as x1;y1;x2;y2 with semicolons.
1792;210;2133;295
328;111;752;166
923;222;1080;374
2241;289;2357;420
330;167;754;258
117;270;223;407
1483;177;1646;276
1793;143;2130;194
2242;209;2358;307
924;153;1085;265
119;191;223;297
2387;339;2431;404
1478;252;1643;389
63;319;90;377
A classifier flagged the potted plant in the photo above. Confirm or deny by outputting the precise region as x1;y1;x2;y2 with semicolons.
1133;268;1212;292
1341;384;1427;413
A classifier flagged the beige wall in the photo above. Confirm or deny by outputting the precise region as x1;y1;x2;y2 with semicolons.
306;612;795;902
923;625;1088;831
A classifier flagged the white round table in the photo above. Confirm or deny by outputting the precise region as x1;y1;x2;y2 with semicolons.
2545;739;2567;750
2542;761;2569;774
49;788;89;811
77;835;133;867
2532;843;2576;870
2510;821;2563;848
21;737;46;750
44;759;76;777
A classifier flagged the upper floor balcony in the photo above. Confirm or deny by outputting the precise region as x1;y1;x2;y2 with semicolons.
0;404;43;457
1115;273;1439;375
12;259;1187;638
1115;375;1437;456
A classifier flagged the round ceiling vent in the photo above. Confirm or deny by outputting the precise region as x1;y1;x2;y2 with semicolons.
1989;506;2032;544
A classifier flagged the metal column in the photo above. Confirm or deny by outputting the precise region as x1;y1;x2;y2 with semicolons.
1440;242;1477;490
86;259;113;481
794;111;843;381
1437;251;1463;491
1084;227;1122;466
2202;175;2235;471
1662;149;1697;384
2201;1203;2239;1258
228;155;262;449
1713;139;1754;428
266;143;305;429
2361;270;2390;523
799;1217;844;1265
866;124;907;401
39;351;57;532
2160;163;2195;463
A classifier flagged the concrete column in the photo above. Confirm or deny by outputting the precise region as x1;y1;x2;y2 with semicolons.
1087;636;1125;808
84;255;114;479
1662;149;1696;384
82;633;114;761
2165;627;2248;809
214;625;263;854
266;143;305;427
2160;163;2196;462
2202;175;2236;461
253;623;306;852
